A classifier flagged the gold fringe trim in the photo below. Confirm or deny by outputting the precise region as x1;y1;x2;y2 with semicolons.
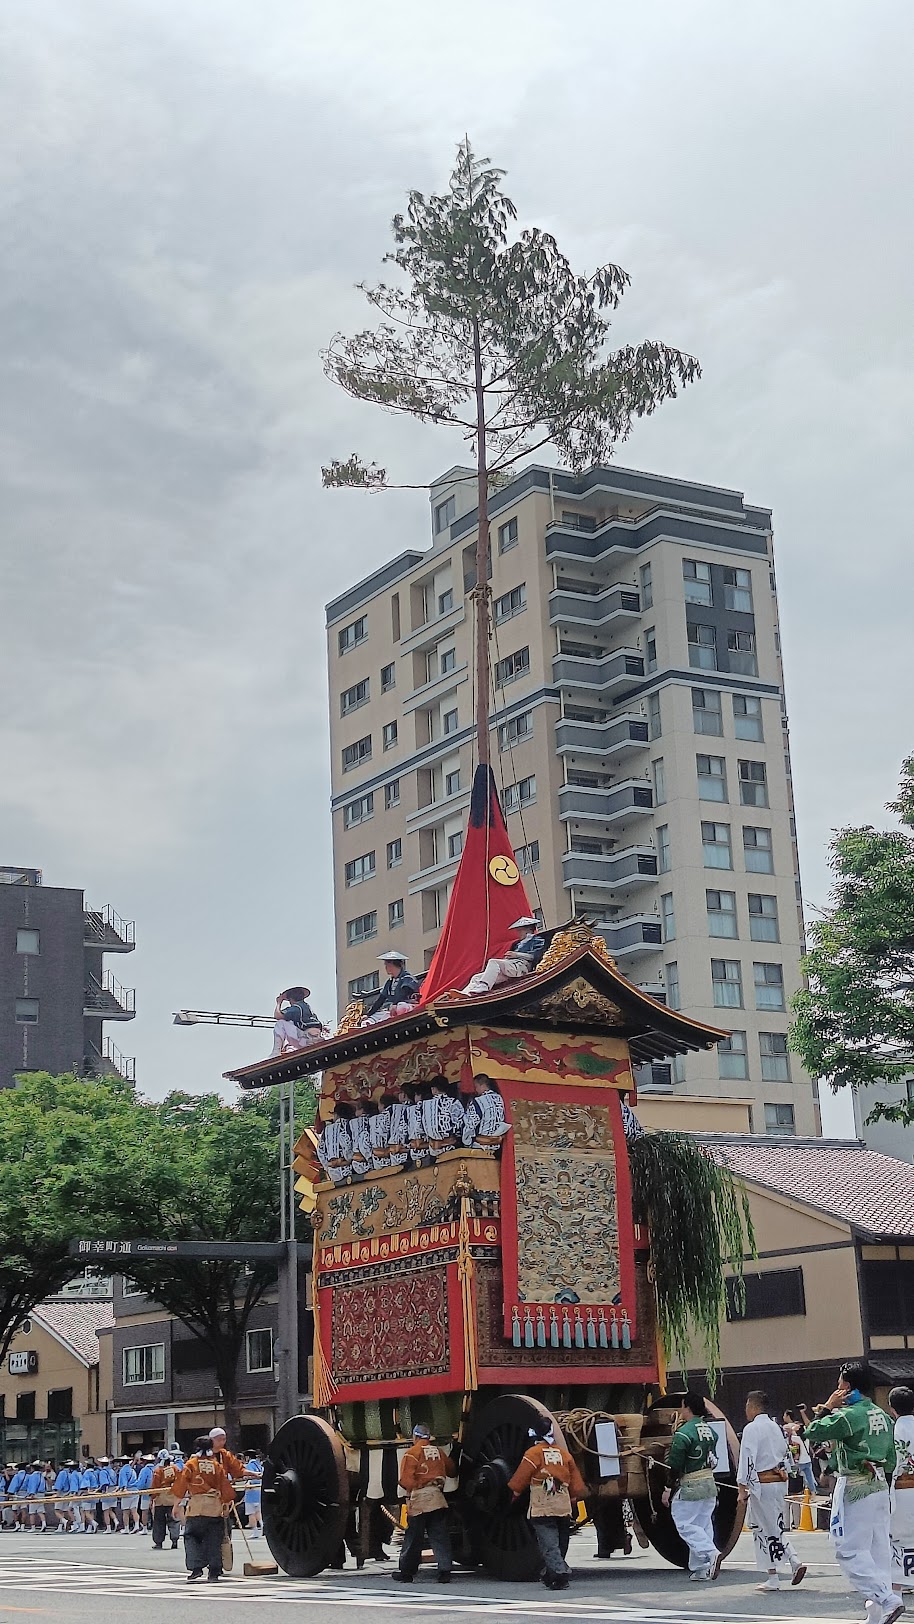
457;1195;478;1392
311;1245;338;1410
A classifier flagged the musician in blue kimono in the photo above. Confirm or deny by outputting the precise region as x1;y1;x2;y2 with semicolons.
422;1077;465;1157
369;1094;395;1171
462;1073;510;1150
349;1099;375;1180
407;1087;429;1164
387;1086;411;1170
316;1105;353;1185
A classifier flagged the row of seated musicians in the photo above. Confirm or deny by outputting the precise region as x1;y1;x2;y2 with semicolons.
316;1074;506;1186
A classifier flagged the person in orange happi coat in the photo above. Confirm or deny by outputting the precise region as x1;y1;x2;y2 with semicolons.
172;1436;235;1583
392;1425;456;1584
508;1416;587;1590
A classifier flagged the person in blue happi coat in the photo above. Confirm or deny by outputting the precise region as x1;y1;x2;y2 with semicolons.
117;1456;140;1532
53;1461;77;1532
243;1452;264;1537
96;1456;117;1532
23;1461;46;1532
7;1463;28;1530
136;1455;155;1532
79;1460;100;1532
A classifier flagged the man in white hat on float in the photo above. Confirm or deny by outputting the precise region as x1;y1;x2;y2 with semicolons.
462;917;547;994
361;951;421;1025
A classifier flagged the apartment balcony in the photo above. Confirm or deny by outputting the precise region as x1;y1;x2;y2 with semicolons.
555;714;649;758
562;846;658;892
602;915;663;958
399;600;466;656
83;970;135;1021
552;648;645;690
84;1037;136;1084
558;779;653;823
549;585;641;628
83;905;135;953
403;661;469;714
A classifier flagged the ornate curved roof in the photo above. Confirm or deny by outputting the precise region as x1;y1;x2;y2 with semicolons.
225;924;728;1091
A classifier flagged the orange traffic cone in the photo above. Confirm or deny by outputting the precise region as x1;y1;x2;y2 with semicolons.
798;1488;815;1532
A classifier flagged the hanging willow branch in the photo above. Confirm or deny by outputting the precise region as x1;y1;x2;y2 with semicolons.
628;1132;756;1391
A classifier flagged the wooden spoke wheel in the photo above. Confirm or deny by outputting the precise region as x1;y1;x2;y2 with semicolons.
632;1404;743;1570
460;1393;566;1581
262;1414;349;1577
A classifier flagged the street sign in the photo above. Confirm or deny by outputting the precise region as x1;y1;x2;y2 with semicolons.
70;1238;287;1262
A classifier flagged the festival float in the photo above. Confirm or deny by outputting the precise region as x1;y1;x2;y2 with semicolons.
227;765;751;1581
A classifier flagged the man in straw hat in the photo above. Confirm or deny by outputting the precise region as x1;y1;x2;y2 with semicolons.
362;951;420;1025
269;986;324;1056
461;917;546;995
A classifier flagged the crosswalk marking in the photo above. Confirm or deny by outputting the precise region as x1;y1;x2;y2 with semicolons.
0;1554;854;1624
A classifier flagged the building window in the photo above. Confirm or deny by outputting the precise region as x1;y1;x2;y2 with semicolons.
435;495;456;533
697;754;727;801
718;1030;749;1080
503;775;536;812
657;825;671;873
346;911;377;947
15;999;39;1024
445;768;461;797
389;898;405;928
47;1388;73;1422
647;692;661;739
499;711;533;750
665;961;680;1010
760;1031;791;1080
440;647;457;675
498;516;518;552
862;1259;914;1335
348;971;380;999
342;735;372;772
764;1103;795;1137
246;1328;274;1373
652;758;666;805
744;825;774;872
338;615;367;654
723;565;753;613
711;958;744;1008
16;1392;35;1422
440;707;458;736
726;1266;804;1319
16;929;39;955
683;558;712;606
739;760;769;807
380;662;396;692
727;629;758;676
640;562;653;609
343;792;374;828
438;588;454;617
701;821;732;869
660;892;676;942
733;693;763;740
516;840;540;873
645;628;657;672
382;721;398;750
692;686;722;736
123;1344;165;1385
493;583;527;623
687;622;717;670
385;780;400;810
344;852;376;887
495;647;530;687
749;893;780;941
387;838;402;869
754;961;785;1010
340;679;369;715
706;889;738;938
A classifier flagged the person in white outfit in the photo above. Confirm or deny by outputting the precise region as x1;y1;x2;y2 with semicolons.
461;918;546;995
889;1385;914;1599
737;1390;807;1591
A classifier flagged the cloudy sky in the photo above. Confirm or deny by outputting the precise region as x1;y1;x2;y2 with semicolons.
2;0;911;1120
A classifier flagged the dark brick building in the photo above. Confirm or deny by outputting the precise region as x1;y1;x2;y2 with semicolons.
0;865;135;1089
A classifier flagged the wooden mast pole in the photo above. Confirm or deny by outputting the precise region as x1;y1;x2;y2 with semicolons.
472;313;490;767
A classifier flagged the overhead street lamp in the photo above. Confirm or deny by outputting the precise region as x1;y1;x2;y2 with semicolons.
173;1007;303;1432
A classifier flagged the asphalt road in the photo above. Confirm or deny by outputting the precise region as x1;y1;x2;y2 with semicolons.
0;1524;890;1624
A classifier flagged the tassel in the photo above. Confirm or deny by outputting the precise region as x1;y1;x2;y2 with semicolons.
536;1308;547;1348
562;1311;572;1349
621;1310;631;1350
574;1311;585;1349
524;1309;535;1348
512;1306;521;1348
586;1310;597;1349
597;1309;608;1350
550;1308;560;1348
610;1310;620;1350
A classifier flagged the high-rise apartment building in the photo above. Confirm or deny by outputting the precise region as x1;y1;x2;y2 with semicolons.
325;462;818;1135
0;866;136;1089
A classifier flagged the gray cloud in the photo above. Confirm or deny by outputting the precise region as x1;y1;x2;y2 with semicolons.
1;0;911;1105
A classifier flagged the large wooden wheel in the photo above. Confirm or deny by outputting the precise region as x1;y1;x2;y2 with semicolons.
460;1393;567;1581
631;1402;743;1569
262;1414;349;1577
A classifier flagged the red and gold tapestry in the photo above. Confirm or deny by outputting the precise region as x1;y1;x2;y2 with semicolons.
498;1079;637;1349
467;1027;633;1091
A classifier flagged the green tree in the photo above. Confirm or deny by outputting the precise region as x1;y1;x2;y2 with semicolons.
791;755;914;1119
0;1073;159;1362
322;138;699;757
